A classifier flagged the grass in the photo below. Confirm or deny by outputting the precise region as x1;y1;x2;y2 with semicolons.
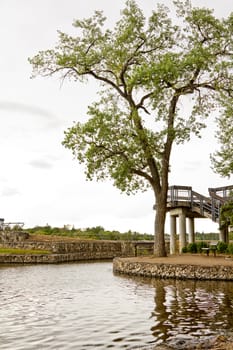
0;248;51;255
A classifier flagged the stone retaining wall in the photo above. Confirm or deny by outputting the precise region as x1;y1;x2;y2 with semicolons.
0;231;157;264
0;239;155;264
0;253;115;264
113;258;233;281
0;240;134;254
0;237;154;254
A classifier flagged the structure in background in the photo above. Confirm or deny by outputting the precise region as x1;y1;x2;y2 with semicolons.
0;219;27;242
167;185;233;253
0;218;24;231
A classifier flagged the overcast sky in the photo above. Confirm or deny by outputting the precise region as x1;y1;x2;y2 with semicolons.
0;0;232;234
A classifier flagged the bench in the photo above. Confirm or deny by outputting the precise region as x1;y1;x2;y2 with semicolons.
202;242;218;257
134;242;154;256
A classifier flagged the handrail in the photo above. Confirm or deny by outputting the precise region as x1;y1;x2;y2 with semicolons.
167;185;233;223
209;185;233;204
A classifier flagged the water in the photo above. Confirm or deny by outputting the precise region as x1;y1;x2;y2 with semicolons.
0;261;233;349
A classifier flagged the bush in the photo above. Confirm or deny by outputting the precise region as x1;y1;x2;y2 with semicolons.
182;246;188;253
196;241;208;253
182;242;208;254
186;243;198;253
226;243;233;255
217;241;228;253
179;241;233;255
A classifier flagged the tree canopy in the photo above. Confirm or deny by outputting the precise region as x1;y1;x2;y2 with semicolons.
220;200;233;229
211;102;233;177
29;0;233;256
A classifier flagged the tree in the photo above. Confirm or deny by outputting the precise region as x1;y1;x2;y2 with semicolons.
218;190;233;243
29;0;233;256
211;101;233;177
220;200;233;229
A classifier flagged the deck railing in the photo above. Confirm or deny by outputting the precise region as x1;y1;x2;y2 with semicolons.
167;185;232;223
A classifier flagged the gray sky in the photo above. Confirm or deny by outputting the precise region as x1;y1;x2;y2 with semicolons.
0;0;232;233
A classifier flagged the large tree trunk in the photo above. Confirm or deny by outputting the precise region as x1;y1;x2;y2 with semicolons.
154;195;167;257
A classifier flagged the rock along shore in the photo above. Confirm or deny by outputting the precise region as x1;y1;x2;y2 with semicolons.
113;255;233;281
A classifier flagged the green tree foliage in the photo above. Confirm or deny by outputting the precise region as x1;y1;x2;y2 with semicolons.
29;0;233;256
219;200;233;229
211;102;233;177
195;232;219;241
184;241;233;255
217;241;228;253
227;243;233;255
26;225;154;241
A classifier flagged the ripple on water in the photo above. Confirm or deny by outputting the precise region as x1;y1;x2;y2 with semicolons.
0;262;233;349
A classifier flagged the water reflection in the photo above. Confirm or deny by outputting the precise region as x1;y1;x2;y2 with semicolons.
121;275;233;346
0;262;233;349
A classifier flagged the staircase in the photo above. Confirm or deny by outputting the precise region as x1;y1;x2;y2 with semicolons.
167;185;233;223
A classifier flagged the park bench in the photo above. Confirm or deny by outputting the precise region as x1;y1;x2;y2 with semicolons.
202;242;218;257
134;242;154;256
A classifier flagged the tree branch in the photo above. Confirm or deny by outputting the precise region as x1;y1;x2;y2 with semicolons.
136;92;154;113
88;70;127;99
131;168;154;185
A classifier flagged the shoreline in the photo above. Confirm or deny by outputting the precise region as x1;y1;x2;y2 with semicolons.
113;254;233;281
139;334;233;349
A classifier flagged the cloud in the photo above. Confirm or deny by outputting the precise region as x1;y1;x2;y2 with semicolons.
28;159;54;170
0;101;62;128
27;154;62;170
1;187;20;197
0;101;52;118
180;160;203;172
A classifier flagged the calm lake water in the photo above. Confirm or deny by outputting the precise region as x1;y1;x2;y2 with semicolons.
0;261;233;349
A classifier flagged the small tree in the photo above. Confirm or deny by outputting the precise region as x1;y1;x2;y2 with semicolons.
212;105;233;243
211;101;233;177
29;0;233;256
220;201;233;228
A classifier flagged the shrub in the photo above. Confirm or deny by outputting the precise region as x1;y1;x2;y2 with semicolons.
187;243;198;253
217;241;228;253
182;241;233;255
182;246;188;253
227;243;233;255
196;241;208;253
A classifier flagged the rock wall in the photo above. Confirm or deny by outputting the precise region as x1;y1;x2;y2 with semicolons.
113;257;233;281
0;239;134;254
0;238;154;254
0;253;114;264
0;231;157;264
0;237;155;264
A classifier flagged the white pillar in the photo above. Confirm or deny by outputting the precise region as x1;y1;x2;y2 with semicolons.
170;215;177;254
179;212;186;253
188;217;195;243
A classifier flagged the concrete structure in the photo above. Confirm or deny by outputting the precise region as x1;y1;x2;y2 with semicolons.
169;207;202;253
166;185;233;254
